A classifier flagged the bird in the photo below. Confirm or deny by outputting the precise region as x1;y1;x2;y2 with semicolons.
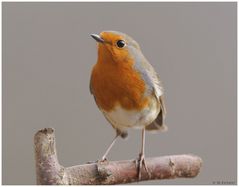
90;31;167;179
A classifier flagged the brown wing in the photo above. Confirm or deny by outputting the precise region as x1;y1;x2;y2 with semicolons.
135;57;167;132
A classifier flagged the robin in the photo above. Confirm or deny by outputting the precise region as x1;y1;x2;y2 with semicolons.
90;31;167;179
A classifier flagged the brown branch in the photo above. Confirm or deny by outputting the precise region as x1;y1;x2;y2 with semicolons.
34;128;202;185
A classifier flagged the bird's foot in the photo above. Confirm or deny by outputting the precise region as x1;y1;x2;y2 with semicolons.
136;153;151;180
100;156;108;162
97;157;109;165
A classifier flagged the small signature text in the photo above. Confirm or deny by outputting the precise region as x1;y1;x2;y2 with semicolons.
212;181;236;185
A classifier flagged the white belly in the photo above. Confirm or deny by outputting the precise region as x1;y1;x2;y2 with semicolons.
103;100;160;131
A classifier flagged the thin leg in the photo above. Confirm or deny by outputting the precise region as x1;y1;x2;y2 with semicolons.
141;127;146;156
101;134;119;161
137;128;150;180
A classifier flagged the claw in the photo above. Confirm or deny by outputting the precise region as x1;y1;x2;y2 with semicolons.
86;160;97;164
87;157;108;164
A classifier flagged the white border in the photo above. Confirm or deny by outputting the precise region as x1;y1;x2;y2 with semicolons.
1;1;237;186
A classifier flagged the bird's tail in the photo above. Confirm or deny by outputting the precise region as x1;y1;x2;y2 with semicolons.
145;109;168;132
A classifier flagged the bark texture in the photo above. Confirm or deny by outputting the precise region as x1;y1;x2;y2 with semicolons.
34;128;202;185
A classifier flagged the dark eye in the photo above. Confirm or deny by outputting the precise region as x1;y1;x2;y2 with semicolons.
116;40;126;48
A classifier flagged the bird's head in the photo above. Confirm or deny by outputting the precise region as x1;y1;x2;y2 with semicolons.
91;31;142;64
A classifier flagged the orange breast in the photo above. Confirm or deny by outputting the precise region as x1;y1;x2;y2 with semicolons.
91;59;149;112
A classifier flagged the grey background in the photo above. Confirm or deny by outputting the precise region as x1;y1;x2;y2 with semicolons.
3;2;237;185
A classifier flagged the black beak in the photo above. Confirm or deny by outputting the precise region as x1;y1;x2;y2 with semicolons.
90;34;104;43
